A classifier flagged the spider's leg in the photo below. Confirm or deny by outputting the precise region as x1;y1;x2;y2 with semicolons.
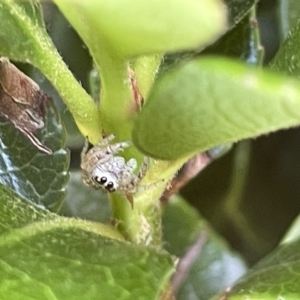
126;158;137;172
92;135;130;156
136;179;165;193
137;156;150;180
81;136;89;160
125;192;134;209
122;157;145;190
80;135;114;165
89;134;116;153
135;156;165;192
85;141;130;167
100;134;116;146
107;141;131;155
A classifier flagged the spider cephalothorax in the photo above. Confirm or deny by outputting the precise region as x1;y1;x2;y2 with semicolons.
81;134;148;205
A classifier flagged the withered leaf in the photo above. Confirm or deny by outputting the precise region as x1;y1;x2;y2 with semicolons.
0;57;52;154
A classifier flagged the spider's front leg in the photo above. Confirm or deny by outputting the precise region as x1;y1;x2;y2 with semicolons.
125;193;134;208
107;141;131;156
83;134;131;167
137;156;150;180
123;158;150;208
126;158;137;172
80;137;90;162
95;135;131;160
124;157;150;194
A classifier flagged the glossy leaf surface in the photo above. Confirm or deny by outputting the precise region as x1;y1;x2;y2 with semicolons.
133;56;300;160
278;0;300;39
271;18;300;78
0;102;69;211
224;237;300;299
0;0;101;145
0;187;174;300
224;0;258;27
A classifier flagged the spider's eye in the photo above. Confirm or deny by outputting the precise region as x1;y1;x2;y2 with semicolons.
94;176;107;185
100;177;107;184
106;182;115;192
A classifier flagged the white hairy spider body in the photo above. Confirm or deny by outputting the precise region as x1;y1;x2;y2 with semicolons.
81;134;147;199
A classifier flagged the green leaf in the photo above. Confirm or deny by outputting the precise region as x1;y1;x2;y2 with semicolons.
162;196;246;300
53;0;227;58
0;0;101;144
281;214;300;245
132;56;300;160
163;196;205;256
205;5;263;65
278;0;300;40
224;237;300;299
204;12;250;58
0;102;69;211
60;170;112;223
0;187;174;300
53;0;227;142
271;16;300;78
162;0;259;71
224;0;258;27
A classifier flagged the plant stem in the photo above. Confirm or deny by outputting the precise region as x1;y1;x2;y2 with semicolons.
97;53;133;140
133;54;162;100
111;158;188;246
94;49;177;246
34;43;102;145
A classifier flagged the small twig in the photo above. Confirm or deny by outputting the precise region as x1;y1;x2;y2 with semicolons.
171;230;207;294
160;152;213;203
128;66;144;109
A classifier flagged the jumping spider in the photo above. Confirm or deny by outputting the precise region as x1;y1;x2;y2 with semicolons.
80;134;148;206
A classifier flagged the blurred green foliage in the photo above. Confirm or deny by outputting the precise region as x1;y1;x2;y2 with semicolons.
2;0;300;299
